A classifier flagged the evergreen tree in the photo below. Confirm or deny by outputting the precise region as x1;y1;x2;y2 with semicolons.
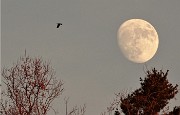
120;68;178;115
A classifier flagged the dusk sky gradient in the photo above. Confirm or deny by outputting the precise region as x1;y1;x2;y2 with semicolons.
2;0;180;114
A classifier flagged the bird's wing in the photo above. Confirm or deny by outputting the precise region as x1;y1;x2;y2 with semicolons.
57;24;60;28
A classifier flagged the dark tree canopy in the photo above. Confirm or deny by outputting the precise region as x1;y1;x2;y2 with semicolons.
169;106;180;115
120;68;178;115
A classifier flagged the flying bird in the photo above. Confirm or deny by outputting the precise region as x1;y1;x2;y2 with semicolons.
57;23;62;28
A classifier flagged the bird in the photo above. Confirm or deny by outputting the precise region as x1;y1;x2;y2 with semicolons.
57;23;62;28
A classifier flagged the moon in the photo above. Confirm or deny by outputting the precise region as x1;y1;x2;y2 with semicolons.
117;19;159;63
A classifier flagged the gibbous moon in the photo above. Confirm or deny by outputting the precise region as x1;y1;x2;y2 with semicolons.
117;19;159;63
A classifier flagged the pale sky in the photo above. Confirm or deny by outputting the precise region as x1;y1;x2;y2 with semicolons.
2;0;180;114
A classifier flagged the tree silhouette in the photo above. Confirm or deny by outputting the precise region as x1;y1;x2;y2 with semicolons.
114;108;120;115
168;106;180;115
103;68;179;115
1;54;64;115
64;97;86;115
120;68;178;115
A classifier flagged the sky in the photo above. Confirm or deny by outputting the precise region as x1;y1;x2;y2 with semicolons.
2;0;180;114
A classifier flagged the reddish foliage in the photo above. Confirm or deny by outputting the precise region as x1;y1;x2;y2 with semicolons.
102;68;179;115
1;55;64;115
120;68;178;115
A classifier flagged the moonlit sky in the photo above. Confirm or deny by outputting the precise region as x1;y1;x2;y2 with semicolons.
2;0;180;114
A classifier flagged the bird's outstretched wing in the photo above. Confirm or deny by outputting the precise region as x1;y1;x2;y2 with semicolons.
57;23;62;28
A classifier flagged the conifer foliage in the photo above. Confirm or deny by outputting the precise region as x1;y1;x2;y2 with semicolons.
120;68;178;115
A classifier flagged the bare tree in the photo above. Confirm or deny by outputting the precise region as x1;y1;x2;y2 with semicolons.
64;97;86;115
100;90;130;115
1;54;64;115
68;104;86;115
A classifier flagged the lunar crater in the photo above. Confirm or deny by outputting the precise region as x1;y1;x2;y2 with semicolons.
117;19;159;63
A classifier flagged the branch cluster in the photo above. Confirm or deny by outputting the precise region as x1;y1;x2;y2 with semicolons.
120;68;178;115
1;56;64;115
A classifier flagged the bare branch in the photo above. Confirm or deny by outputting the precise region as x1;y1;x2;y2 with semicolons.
1;54;64;115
